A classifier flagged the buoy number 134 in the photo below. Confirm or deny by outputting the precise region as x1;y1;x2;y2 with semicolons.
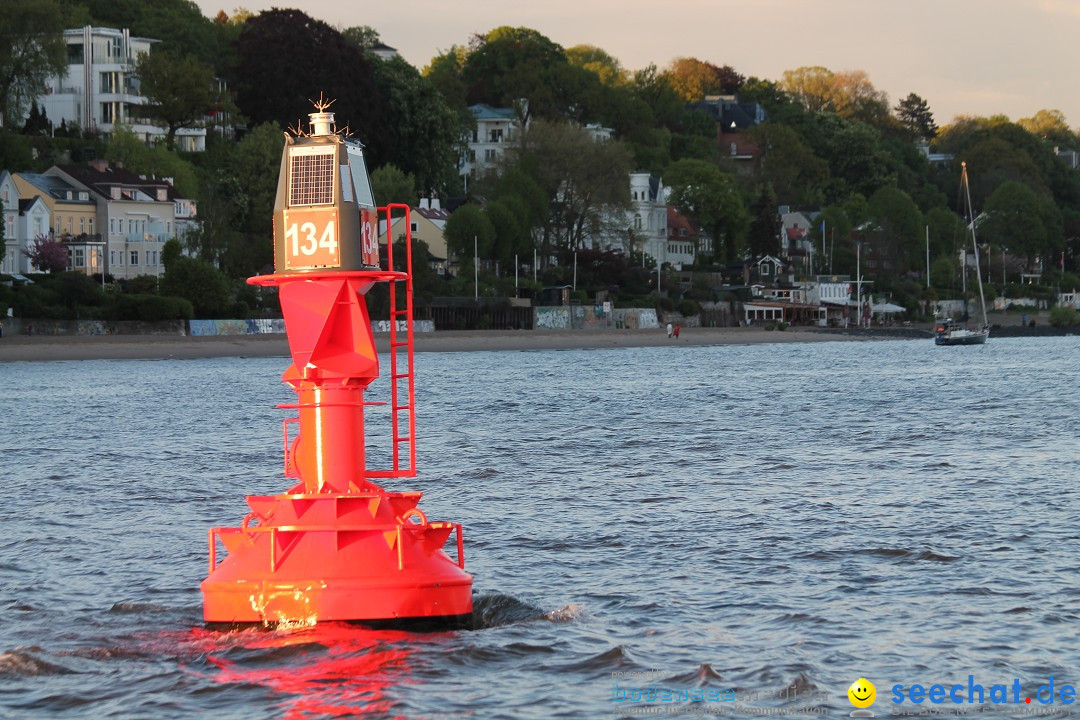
286;219;338;258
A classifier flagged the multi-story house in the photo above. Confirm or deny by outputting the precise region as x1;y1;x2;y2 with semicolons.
691;95;767;174
47;160;191;280
381;199;451;275
666;207;698;268
628;172;669;264
1;171;54;274
11;172;102;276
39;26;207;151
459;103;526;186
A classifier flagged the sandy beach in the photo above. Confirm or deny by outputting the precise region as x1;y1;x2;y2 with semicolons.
0;325;927;363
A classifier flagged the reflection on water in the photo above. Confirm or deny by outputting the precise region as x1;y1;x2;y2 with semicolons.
2;337;1080;718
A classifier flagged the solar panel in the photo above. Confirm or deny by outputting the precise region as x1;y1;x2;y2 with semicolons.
289;151;334;206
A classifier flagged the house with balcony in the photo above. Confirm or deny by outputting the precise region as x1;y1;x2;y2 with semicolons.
46;160;190;280
39;26;207;151
459;103;527;186
11;172;103;276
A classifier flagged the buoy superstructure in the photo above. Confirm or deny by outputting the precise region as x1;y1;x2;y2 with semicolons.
201;101;473;627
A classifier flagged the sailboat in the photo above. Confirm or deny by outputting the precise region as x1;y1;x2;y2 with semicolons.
935;161;990;346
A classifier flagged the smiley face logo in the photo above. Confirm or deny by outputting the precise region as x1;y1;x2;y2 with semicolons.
848;678;876;708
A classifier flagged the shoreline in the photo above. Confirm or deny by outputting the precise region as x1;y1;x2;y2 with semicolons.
0;326;930;363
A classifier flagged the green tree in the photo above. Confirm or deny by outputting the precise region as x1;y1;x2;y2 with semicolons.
745;123;829;207
422;46;469;111
21;101;51;135
0;0;67;129
135;50;228;150
106;126;199;197
373;56;464;195
503;119;632;254
665;158;747;263
1017;109;1076;147
980;180;1056;267
894;92;938;141
160;255;231;317
867;186;924;274
483;199;525;264
52;270;103;311
340;25;381;50
747;183;781;258
461;26;569;120
370;164;418;207
565;45;626;87
444;204;494;263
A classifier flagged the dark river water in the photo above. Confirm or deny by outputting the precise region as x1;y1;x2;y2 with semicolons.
2;336;1079;719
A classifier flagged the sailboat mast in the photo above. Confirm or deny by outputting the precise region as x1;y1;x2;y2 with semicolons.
961;162;989;327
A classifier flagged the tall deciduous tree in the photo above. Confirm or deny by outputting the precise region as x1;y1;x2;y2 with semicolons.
867;186;923;274
231;9;388;165
461;26;568;120
370;164;418;208
444;203;494;262
1017;109;1076;147
565;45;626;87
135;50;227;150
373;56;464;196
747;183;781;258
745;123;829;207
0;0;67;129
981;180;1061;267
665;158;747;263
779;66;889;125
503;119;632;254
664;57;743;103
894;93;938;141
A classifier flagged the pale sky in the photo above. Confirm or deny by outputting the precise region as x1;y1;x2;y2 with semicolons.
192;0;1080;129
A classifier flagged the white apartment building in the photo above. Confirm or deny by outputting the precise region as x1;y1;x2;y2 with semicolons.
629;172;670;264
459;104;525;185
40;26;207;151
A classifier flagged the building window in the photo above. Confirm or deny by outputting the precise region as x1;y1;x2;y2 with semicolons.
130;250;139;266
89;218;94;234
489;128;503;142
74;249;85;267
484;148;497;162
100;71;120;93
410;222;418;233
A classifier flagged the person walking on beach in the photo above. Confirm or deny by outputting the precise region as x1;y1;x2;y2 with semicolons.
673;322;681;339
666;322;673;338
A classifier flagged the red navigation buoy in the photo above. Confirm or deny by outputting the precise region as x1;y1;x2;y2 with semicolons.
201;100;472;628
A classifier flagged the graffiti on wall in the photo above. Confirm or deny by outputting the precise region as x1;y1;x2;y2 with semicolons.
188;319;287;336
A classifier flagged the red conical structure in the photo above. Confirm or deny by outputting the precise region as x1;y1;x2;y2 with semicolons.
201;102;472;627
